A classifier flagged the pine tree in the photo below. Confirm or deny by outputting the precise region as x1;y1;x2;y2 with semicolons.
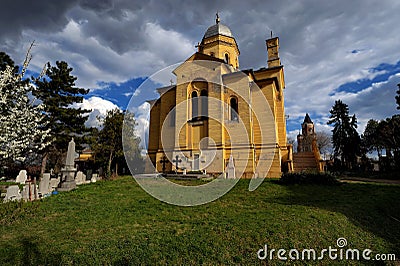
362;119;382;157
33;61;90;173
0;51;17;72
0;46;51;163
327;100;360;169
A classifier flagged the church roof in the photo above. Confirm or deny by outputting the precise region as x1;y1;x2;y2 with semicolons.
186;52;226;63
303;113;313;124
203;23;233;39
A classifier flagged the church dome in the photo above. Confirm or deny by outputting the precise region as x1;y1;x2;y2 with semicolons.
203;23;233;39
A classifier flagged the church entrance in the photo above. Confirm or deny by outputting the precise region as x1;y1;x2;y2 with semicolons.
193;154;200;170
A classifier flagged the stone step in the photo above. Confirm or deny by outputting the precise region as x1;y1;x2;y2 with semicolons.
293;152;318;172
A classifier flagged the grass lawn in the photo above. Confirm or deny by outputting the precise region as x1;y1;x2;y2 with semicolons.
0;176;399;265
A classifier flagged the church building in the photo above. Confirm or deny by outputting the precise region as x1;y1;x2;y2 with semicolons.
146;15;292;178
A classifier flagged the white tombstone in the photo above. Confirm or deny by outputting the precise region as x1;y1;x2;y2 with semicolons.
58;138;77;191
3;185;21;202
50;176;60;190
39;173;51;196
226;154;236;179
75;171;86;185
21;183;38;201
16;170;27;184
91;174;98;183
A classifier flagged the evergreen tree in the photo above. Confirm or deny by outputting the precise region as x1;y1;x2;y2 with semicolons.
327;100;360;169
362;119;383;157
0;51;17;72
0;47;51;163
33;61;90;173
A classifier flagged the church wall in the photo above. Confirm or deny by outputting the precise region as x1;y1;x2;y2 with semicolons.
147;101;161;167
207;84;224;146
175;83;189;149
158;89;176;153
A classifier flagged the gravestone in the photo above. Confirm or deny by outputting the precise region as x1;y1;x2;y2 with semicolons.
50;176;60;190
39;173;51;196
22;183;39;201
3;185;21;202
75;171;86;185
226;154;236;179
16;170;27;184
91;174;98;183
58;138;77;191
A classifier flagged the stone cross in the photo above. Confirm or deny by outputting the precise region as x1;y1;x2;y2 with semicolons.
159;156;169;173
172;155;182;170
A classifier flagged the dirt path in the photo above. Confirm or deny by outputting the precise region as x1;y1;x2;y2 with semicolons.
339;177;400;185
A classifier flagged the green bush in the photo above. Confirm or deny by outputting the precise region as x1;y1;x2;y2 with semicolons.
279;171;339;185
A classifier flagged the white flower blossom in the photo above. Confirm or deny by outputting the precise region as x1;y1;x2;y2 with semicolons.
0;45;52;162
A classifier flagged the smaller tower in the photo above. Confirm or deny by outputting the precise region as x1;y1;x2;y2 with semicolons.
266;35;281;68
297;113;316;152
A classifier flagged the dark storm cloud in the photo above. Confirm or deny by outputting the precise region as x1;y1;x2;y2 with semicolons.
0;0;79;47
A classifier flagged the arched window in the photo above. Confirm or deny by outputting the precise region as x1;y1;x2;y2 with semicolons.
200;90;208;118
230;97;238;121
191;91;198;119
224;53;230;64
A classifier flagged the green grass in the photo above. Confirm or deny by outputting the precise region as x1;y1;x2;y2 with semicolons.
0;176;399;265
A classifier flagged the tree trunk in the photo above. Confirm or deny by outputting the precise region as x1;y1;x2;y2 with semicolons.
40;153;48;179
107;151;113;179
115;162;118;177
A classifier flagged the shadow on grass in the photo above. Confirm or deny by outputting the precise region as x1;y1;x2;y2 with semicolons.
2;237;62;266
270;181;400;256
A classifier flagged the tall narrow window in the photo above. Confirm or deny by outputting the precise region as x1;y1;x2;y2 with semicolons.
191;91;198;120
230;97;238;121
224;53;230;64
200;90;208;118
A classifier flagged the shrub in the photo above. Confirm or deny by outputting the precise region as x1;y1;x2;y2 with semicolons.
279;171;339;185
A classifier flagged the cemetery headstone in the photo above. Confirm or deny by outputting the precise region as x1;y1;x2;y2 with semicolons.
3;185;21;202
50;176;60;190
58;138;77;191
75;171;86;185
39;173;51;196
91;174;98;183
16;170;27;184
22;183;38;201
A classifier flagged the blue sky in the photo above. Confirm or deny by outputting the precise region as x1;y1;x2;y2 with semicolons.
1;0;400;145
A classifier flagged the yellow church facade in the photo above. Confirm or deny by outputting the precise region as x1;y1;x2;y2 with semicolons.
146;16;292;178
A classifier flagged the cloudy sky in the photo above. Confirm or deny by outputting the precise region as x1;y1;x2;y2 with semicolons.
1;0;400;143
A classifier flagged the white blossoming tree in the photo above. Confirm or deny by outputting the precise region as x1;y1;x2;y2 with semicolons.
0;44;51;163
